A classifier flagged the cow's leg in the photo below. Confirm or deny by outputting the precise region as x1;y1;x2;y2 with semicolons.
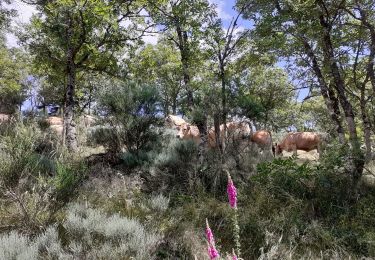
293;144;298;156
317;143;321;157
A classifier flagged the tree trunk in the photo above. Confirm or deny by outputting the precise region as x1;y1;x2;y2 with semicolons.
360;89;372;161
220;67;227;153
357;7;375;94
301;37;345;142
318;10;364;182
214;112;221;151
176;25;193;108
64;17;78;152
172;99;177;115
197;116;208;165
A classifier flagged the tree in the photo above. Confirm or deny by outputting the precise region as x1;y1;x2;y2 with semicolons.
23;0;149;151
238;0;366;183
205;4;249;151
129;41;184;115
236;66;295;130
0;44;28;114
147;0;213;109
0;0;16;35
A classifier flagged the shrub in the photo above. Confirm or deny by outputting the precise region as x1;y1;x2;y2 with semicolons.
151;138;200;193
0;123;85;232
154;138;198;170
0;231;38;260
149;194;170;212
96;82;162;157
37;118;50;131
0;203;162;259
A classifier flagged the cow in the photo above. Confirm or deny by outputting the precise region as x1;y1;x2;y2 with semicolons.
208;121;251;148
250;130;273;155
83;115;97;127
165;114;187;130
275;132;321;156
176;123;201;145
0;113;10;123
46;116;63;126
42;116;64;136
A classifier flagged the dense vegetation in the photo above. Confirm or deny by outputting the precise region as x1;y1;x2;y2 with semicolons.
0;0;374;259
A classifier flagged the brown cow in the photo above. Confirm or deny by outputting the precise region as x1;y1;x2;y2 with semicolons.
166;114;187;130
0;113;10;123
250;130;273;153
44;116;64;136
275;132;321;156
208;121;251;148
46;116;63;126
176;123;201;145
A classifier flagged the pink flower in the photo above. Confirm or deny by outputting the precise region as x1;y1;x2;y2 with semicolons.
232;248;238;260
206;218;215;245
227;173;237;208
207;242;220;259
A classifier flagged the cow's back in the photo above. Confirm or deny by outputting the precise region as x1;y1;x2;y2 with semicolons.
280;132;319;152
0;114;10;123
46;116;63;126
296;132;320;150
251;130;272;147
208;121;250;148
166;115;186;129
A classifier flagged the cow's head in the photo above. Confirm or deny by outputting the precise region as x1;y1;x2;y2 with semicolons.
176;123;191;139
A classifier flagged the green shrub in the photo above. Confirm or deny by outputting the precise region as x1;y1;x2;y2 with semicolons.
52;161;86;206
0;123;86;232
154;139;198;170
96;82;162;157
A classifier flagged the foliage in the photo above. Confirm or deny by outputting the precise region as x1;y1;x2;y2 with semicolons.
0;203;162;259
0;46;28;113
0;122;85;232
235;66;296;130
96;82;162;157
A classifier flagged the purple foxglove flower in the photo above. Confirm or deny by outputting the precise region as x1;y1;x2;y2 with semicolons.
232;248;238;260
207;242;220;259
206;218;215;245
227;173;237;208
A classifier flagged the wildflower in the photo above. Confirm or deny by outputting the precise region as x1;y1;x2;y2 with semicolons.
207;242;220;259
206;218;215;245
232;248;238;260
227;172;237;208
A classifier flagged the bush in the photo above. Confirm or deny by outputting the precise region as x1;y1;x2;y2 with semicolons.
151;138;200;193
0;123;85;232
95;82;162;157
0;203;162;259
0;231;38;260
241;145;375;258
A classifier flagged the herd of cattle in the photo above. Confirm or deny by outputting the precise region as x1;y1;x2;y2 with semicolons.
166;115;321;156
0;113;322;156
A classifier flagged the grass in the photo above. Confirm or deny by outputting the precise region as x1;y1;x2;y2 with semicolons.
1;122;375;259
